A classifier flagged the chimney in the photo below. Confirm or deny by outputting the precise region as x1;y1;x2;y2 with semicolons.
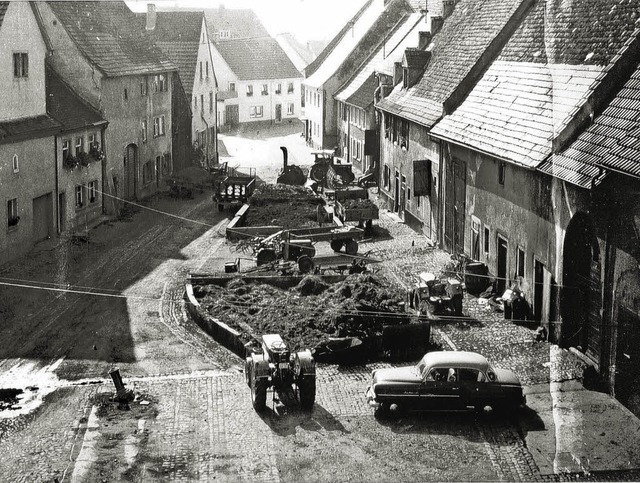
430;16;444;34
146;3;156;31
443;0;456;18
418;31;432;50
393;62;403;86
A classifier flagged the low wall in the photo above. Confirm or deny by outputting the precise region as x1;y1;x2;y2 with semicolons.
185;281;248;359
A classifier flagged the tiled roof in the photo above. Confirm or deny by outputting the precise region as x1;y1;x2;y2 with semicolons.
304;0;373;78
377;0;528;127
431;0;640;173
542;65;640;184
0;115;61;145
203;7;269;40
144;11;203;43
0;2;8;30
304;0;387;88
46;65;106;132
155;41;199;96
47;1;176;77
335;11;424;103
276;33;315;71
346;74;377;109
214;37;301;81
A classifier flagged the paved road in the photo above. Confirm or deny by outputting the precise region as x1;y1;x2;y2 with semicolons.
1;126;640;482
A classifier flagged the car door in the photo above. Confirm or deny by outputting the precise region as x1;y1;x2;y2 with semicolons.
458;368;487;408
420;367;464;409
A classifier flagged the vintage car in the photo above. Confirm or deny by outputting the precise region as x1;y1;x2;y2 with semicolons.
365;351;525;413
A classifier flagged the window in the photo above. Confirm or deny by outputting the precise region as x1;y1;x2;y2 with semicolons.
75;185;84;208
209;92;214;113
153;116;165;137
12;154;18;173
143;160;155;184
75;137;84;157
275;83;282;94
413;160;432;196
88;134;96;150
13;53;28;78
206;61;209;78
383;164;391;190
140;77;148;96
287;103;294;115
124;88;128;100
287;82;294;94
229;82;236;92
499;161;506;185
484;226;490;255
88;180;98;203
250;105;263;118
246;85;253;97
153;74;168;92
200;61;203;81
261;84;268;96
471;218;480;261
516;247;525;278
7;198;18;228
62;140;70;160
141;119;148;142
218;30;230;39
200;94;204;113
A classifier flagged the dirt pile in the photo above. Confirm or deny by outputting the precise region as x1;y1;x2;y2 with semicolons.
193;273;410;350
341;199;377;210
246;184;323;228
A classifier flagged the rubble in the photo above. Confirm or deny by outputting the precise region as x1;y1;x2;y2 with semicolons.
246;184;323;228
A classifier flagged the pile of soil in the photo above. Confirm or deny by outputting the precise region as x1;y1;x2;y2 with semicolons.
246;184;324;228
341;198;377;210
193;273;410;351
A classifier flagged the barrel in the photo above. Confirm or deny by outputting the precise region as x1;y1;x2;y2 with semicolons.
464;261;489;295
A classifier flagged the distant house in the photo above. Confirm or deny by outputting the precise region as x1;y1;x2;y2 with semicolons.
202;6;269;41
211;37;302;127
144;9;219;168
275;32;316;73
37;1;177;210
0;1;60;265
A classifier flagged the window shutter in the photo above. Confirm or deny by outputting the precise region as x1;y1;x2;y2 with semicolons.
413;160;432;196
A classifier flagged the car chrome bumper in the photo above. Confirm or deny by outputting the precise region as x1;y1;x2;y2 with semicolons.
365;387;380;409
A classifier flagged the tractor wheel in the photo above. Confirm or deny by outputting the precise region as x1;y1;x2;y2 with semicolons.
342;171;355;185
251;376;268;412
297;255;314;274
310;164;326;183
330;240;344;252
345;239;359;255
298;376;316;410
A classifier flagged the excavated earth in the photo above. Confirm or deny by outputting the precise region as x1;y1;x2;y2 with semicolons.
246;184;324;228
192;273;412;351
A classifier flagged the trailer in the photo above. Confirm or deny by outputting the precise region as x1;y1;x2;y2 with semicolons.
334;198;379;228
214;168;256;211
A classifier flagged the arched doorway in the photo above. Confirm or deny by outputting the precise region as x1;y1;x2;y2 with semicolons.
124;143;138;200
561;213;602;362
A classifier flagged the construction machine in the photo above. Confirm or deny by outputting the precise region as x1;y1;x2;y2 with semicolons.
276;146;307;186
309;150;355;188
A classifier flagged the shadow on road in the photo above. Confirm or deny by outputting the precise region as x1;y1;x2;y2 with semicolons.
259;401;349;437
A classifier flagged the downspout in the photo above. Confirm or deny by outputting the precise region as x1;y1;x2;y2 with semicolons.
346;103;351;161
437;137;445;247
201;111;210;170
54;135;60;234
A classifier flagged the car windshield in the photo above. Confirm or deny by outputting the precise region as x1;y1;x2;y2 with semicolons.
416;359;427;377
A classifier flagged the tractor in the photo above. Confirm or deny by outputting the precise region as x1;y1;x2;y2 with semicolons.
309;150;355;188
244;334;316;412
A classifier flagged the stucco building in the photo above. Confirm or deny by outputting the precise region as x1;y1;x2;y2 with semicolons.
36;1;176;210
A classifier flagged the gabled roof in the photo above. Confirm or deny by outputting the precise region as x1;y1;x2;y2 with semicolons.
47;1;175;77
304;0;386;89
335;11;424;104
377;0;530;127
0;2;9;30
203;7;269;40
142;11;205;97
46;64;106;132
214;37;301;81
346;74;377;109
431;0;640;175
276;32;315;72
540;63;640;186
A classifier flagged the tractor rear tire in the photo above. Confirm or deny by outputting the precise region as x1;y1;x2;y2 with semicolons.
330;240;344;252
345;239;359;255
298;376;316;410
256;248;278;266
297;255;314;273
251;377;268;412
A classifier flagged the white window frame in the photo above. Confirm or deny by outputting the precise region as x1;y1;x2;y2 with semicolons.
153;116;165;137
246;84;253;97
12;154;18;173
75;136;84;157
88;180;97;203
250;105;264;118
62;140;70;160
75;185;84;209
142;119;148;142
13;52;28;78
287;103;294;115
287;82;294;94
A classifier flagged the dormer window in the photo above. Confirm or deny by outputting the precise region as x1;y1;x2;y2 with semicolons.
219;30;230;39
